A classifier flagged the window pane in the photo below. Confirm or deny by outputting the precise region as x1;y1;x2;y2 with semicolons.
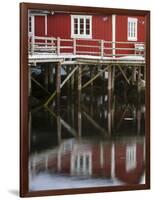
86;18;90;35
80;18;84;34
74;18;78;34
29;16;32;32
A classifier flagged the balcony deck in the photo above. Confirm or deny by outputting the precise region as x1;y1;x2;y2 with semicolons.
28;36;145;65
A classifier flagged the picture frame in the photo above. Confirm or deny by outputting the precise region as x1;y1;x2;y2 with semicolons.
20;2;150;197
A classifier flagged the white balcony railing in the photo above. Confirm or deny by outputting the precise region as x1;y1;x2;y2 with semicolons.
29;36;145;58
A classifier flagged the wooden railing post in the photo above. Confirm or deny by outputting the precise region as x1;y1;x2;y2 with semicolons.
57;37;60;55
73;38;76;55
100;40;104;57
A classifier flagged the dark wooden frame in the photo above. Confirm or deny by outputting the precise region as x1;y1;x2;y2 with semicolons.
20;2;150;197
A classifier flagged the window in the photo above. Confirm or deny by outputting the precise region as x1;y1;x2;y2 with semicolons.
71;15;92;38
126;144;137;172
29;15;32;33
28;15;34;37
128;18;138;41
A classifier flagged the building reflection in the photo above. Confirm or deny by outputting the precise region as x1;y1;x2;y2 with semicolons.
29;137;145;190
29;86;145;190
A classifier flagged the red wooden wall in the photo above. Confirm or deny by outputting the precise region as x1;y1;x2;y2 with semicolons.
34;14;145;56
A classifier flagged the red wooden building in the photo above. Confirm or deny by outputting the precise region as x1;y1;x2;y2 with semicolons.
28;10;145;57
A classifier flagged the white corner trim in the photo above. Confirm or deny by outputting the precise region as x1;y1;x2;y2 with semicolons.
45;15;48;36
112;14;116;58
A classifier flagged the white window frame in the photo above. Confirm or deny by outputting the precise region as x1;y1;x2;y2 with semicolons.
28;15;35;37
71;15;92;39
28;14;48;37
128;17;138;41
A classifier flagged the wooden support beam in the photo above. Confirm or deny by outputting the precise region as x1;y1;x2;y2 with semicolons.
144;64;146;82
28;65;31;96
31;76;51;95
138;66;141;92
56;62;61;110
57;115;61;144
90;66;94;87
132;66;136;83
78;65;82;91
44;65;49;89
48;64;54;85
108;65;112;91
118;65;130;85
44;65;78;107
82;66;109;89
71;66;75;91
77;104;82;139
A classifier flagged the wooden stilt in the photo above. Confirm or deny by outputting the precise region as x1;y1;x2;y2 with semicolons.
138;66;141;92
28;65;31;96
90;66;94;87
132;66;136;84
48;63;54;85
108;65;112;92
56;62;61;110
144;64;146;82
78;65;82;92
77;93;82;139
44;65;49;89
137;107;141;134
112;65;115;93
57;115;61;144
71;66;75;91
108;65;112;135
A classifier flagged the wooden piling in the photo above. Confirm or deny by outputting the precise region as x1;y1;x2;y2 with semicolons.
108;65;112;92
111;65;115;93
132;66;136;83
138;66;141;92
44;64;49;89
28;64;31;96
56;62;61;110
108;65;113;135
78;65;82;92
48;63;54;85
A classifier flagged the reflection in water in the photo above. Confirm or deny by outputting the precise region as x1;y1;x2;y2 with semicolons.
29;86;145;191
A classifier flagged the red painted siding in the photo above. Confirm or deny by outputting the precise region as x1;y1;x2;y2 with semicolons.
47;14;71;38
35;16;45;36
34;14;145;56
116;15;146;55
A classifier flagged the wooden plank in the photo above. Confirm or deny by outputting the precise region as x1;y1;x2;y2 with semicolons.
76;44;99;48
76;51;99;54
60;46;73;49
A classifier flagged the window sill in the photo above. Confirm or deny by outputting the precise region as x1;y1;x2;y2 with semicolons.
71;34;92;39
